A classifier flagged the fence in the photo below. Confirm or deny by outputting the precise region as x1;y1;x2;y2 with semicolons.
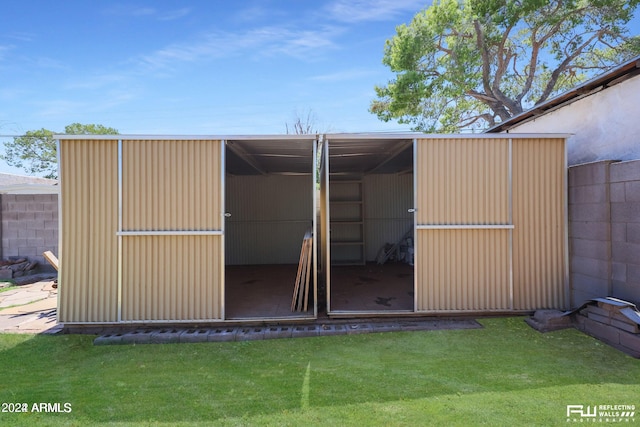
0;193;58;271
569;159;640;306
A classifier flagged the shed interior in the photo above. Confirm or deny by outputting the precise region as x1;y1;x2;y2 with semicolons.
224;137;316;319
324;137;415;314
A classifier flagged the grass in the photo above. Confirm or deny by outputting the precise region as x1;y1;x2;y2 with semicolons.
0;317;638;426
0;284;17;293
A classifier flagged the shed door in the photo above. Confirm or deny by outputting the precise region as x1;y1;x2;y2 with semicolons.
320;140;331;312
120;139;224;321
415;138;512;311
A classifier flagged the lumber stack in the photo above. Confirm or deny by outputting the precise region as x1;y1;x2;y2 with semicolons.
0;258;38;280
291;231;313;312
573;297;640;358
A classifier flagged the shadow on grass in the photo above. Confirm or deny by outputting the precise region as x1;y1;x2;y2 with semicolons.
0;317;638;425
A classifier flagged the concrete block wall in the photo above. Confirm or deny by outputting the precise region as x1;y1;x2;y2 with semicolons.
569;160;640;307
0;194;58;270
610;161;640;304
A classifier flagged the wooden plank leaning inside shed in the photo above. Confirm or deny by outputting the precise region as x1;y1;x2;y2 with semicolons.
292;230;313;312
43;251;59;271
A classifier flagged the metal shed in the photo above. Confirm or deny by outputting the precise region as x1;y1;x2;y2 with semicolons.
321;134;569;316
56;133;567;325
57;135;317;325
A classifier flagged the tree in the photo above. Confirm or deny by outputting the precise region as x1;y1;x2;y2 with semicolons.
285;109;321;135
2;123;118;178
370;0;640;132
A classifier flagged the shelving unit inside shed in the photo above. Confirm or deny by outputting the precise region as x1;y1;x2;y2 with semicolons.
329;180;365;265
323;136;416;314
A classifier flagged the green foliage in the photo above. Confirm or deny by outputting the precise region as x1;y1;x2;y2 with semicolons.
0;318;639;426
2;129;57;179
371;0;640;132
2;123;118;179
63;123;118;135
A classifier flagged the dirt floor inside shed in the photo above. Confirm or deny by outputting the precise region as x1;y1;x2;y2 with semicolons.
225;263;414;318
330;263;414;312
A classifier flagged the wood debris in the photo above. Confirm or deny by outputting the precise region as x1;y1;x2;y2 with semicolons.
291;230;312;312
0;258;38;279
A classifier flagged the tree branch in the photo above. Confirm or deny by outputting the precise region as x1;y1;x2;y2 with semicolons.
537;29;606;104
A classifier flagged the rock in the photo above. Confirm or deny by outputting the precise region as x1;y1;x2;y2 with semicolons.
525;309;572;332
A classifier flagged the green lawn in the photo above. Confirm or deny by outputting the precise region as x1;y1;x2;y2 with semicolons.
0;317;638;426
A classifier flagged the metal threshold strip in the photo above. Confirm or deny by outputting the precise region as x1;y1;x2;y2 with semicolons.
328;310;415;318
224;315;316;322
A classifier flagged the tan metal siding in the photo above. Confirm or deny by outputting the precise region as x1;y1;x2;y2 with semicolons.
122;139;222;231
58;139;118;322
319;143;328;274
121;235;222;321
120;139;224;321
225;175;312;265
512;138;566;309
416;138;509;224
415;138;511;311
363;174;413;261
417;229;510;310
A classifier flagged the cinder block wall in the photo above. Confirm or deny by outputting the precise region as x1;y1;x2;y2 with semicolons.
610;161;640;303
0;194;58;270
569;160;640;307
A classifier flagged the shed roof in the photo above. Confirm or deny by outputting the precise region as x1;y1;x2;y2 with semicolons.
55;133;569;177
0;172;58;194
486;55;640;133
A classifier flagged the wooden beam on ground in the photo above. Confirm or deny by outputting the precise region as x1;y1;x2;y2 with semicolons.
43;251;59;271
303;237;312;312
292;230;312;312
292;238;307;311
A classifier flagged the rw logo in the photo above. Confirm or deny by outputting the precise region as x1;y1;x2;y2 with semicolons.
566;405;597;418
567;404;636;421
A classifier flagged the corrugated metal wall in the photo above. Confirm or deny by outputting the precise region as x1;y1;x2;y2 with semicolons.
58;139;119;322
415;138;511;311
122;139;222;231
416;138;509;224
59;135;566;323
122;235;222;320
363;174;413;261
121;139;223;321
512;138;566;309
415;137;566;312
418;229;510;310
225;175;312;265
59;138;224;323
319;143;328;273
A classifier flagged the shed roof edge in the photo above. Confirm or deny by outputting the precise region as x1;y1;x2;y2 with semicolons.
54;132;571;141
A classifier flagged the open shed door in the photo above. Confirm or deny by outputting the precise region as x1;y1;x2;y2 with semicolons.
320;139;331;313
223;136;317;319
415;138;512;311
120;139;225;321
324;135;415;315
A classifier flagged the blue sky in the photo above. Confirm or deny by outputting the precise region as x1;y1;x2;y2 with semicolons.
1;1;639;176
0;0;428;174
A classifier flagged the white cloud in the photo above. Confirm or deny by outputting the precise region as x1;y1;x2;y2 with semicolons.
158;8;191;21
103;5;190;21
33;99;87;119
64;73;130;90
103;5;156;17
7;32;34;42
0;45;13;61
137;25;342;71
309;69;377;82
232;5;271;23
326;0;424;23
